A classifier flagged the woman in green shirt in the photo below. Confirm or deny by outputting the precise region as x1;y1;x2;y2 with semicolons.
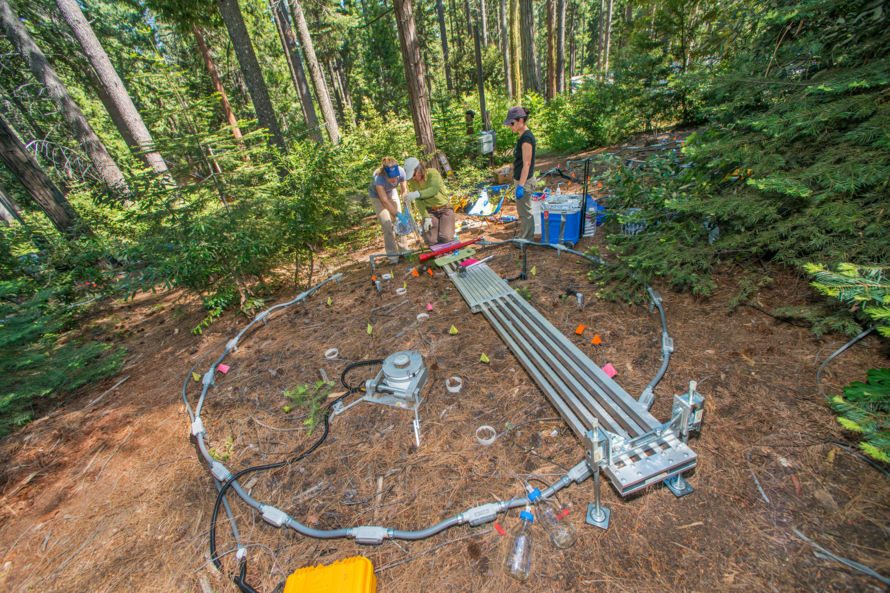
402;157;455;247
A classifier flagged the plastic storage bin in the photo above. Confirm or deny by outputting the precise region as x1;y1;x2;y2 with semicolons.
284;556;376;593
541;195;582;247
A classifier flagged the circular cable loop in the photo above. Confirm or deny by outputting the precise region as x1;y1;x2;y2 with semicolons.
476;425;497;446
324;348;339;359
416;313;429;322
396;287;407;295
446;376;462;393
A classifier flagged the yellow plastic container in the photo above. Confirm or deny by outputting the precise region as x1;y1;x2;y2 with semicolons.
283;556;376;593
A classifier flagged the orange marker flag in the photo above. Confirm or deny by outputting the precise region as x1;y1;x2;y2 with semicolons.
412;268;420;277
372;275;376;281
575;325;585;335
427;268;433;276
591;334;602;345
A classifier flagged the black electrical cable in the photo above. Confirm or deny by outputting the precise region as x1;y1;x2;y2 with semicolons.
208;400;338;593
340;358;385;391
208;359;383;591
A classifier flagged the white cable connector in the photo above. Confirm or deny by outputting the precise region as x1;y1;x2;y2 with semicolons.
662;333;674;355
260;505;290;528
191;418;205;436
226;338;239;352
236;547;247;561
210;461;231;482
461;502;505;526
566;460;593;484
639;387;655;411
255;311;269;325
350;526;389;545
202;371;215;386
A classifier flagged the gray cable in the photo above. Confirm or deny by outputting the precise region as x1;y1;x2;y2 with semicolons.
816;324;878;392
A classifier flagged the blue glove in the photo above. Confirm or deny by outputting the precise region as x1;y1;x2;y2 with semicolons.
397;213;411;226
515;185;525;199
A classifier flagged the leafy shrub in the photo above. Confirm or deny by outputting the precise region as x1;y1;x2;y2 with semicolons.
829;369;890;463
590;0;890;335
0;284;125;437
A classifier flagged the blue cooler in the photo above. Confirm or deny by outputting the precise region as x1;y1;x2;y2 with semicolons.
541;195;582;247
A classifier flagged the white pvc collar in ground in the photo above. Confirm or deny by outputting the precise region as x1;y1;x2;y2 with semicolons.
446;377;462;393
324;348;339;359
396;287;407;295
416;313;429;322
475;425;496;446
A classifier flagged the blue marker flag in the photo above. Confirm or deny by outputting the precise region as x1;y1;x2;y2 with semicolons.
384;165;400;178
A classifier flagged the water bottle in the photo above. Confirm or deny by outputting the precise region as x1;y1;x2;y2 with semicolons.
502;510;534;581
528;488;578;549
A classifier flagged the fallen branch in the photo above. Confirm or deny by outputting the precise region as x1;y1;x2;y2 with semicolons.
95;426;137;482
82;376;130;410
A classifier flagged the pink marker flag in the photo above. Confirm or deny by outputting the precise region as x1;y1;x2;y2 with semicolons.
602;363;617;378
218;364;230;374
426;302;433;311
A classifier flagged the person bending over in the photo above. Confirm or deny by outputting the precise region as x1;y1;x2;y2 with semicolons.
402;157;455;247
369;156;410;264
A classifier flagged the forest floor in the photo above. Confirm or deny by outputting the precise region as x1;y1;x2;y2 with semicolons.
1;134;889;593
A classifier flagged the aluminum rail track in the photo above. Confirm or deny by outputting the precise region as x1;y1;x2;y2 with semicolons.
444;258;703;500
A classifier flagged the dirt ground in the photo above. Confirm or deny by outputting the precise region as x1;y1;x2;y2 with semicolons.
1;137;889;593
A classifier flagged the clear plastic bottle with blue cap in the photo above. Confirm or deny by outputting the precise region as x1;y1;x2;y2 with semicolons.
527;487;578;549
502;509;535;581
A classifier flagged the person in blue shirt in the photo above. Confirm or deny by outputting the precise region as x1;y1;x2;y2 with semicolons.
369;156;410;264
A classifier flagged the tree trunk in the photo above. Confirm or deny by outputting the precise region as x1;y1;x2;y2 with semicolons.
193;26;248;146
569;1;576;77
289;0;339;145
555;0;566;93
509;0;521;96
463;0;472;37
0;181;24;226
278;3;320;139
216;0;288;153
54;0;169;178
393;0;438;164
435;0;453;92
622;1;633;48
480;0;488;44
336;60;353;112
498;0;512;98
546;0;555;99
0;115;85;237
268;0;320;141
602;0;613;77
0;0;129;195
597;0;604;72
518;0;539;94
326;59;346;125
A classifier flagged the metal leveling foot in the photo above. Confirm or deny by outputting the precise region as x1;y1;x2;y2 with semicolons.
665;474;695;498
586;504;611;530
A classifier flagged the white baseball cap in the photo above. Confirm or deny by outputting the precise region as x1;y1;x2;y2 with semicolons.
404;157;420;179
